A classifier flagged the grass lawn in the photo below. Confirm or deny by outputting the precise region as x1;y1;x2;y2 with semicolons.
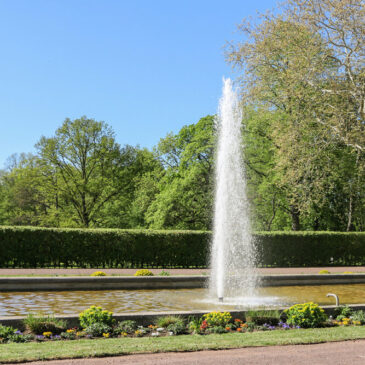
1;326;365;363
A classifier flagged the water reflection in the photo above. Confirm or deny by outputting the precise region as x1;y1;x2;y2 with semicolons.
1;284;365;316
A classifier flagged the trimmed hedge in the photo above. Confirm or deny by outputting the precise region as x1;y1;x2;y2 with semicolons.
0;226;209;268
0;226;365;268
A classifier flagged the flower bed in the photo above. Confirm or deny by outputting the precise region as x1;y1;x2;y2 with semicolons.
1;303;365;344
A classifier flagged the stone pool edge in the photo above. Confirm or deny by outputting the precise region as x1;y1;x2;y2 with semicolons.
2;305;365;329
2;274;365;291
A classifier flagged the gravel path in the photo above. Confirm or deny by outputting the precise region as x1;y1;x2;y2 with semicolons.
13;340;365;365
0;267;364;276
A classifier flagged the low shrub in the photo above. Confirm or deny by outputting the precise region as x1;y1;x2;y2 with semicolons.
90;271;107;276
166;319;186;335
351;310;365;324
159;270;170;276
285;302;327;328
319;270;330;274
245;310;280;326
79;306;114;328
203;311;232;327
23;314;66;335
84;323;112;337
207;326;227;334
134;269;154;276
188;317;203;334
335;305;353;321
156;316;182;328
114;320;137;334
0;325;16;342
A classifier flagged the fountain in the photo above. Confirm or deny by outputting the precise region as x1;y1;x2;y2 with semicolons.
209;78;258;303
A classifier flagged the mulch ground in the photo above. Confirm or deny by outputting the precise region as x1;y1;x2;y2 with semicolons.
1;266;365;276
12;339;365;365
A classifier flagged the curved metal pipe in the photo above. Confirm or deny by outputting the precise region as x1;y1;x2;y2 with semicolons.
327;293;340;306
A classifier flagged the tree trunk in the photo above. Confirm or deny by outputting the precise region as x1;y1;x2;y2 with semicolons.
346;194;355;232
290;205;300;231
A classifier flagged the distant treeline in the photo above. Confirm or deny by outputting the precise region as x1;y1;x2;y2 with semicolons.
1;0;365;232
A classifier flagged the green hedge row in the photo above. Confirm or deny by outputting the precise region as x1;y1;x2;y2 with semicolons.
0;226;365;268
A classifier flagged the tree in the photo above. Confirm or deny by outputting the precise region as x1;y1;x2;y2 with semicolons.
146;115;215;230
227;1;365;230
36;117;131;227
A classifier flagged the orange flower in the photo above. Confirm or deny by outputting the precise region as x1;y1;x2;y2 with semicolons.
225;327;231;331
241;323;248;328
236;327;242;332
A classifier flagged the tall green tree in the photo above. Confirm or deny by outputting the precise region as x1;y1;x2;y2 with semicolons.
36;117;133;227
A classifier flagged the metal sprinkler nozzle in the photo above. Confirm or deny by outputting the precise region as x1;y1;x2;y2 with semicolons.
218;297;224;303
327;293;340;306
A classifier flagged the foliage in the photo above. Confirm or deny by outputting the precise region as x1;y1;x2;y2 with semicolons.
203;312;232;327
2;227;365;268
113;320;137;335
158;270;170;276
351;311;365;325
188;317;203;334
23;314;66;335
285;302;327;328
0;226;209;268
90;271;106;276
0;325;16;342
134;269;154;276
227;0;365;232
84;323;112;337
245;310;281;326
319;270;330;275
156;316;182;328
167;319;186;335
335;306;353;321
79;306;114;328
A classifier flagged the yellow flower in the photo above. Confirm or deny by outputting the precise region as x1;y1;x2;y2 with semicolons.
43;332;52;338
102;333;110;338
121;332;128;337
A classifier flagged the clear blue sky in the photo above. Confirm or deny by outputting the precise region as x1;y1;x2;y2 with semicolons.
0;0;277;169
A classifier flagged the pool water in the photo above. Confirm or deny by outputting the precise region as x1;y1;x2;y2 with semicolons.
1;284;365;316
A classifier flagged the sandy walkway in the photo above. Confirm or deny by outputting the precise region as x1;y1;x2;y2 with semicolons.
0;266;364;276
13;340;365;365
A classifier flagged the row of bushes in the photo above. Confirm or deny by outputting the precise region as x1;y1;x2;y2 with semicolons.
0;226;365;268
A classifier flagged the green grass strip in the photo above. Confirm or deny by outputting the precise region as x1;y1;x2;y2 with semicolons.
1;326;365;363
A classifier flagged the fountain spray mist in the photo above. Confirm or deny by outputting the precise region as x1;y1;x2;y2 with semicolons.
209;78;258;301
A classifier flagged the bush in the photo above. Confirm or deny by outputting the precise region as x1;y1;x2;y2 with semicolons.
90;271;107;276
203;312;232;327
159;270;170;276
23;314;66;335
79;306;114;328
134;269;154;276
319;270;330;274
113;320;137;334
84;323;112;337
335;305;353;321
351;310;365;324
156;316;182;328
167;319;186;335
0;325;16;342
285;302;327;328
1;227;365;268
245;310;281;325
